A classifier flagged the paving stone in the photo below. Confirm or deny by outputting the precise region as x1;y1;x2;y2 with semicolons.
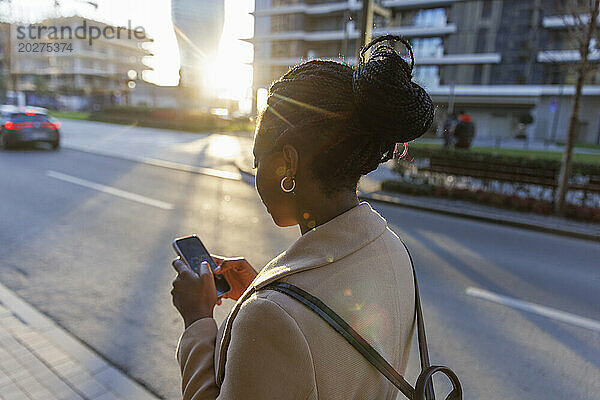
0;379;29;400
58;391;85;400
6;364;32;382
92;391;121;400
30;344;71;366
0;353;20;372
94;366;156;400
2;315;32;337
15;331;49;349
0;368;13;387
29;386;57;400
52;359;85;379
19;374;47;398
22;356;51;378
0;281;160;400
44;327;109;374
0;334;27;356
0;303;11;316
36;372;80;399
65;370;108;399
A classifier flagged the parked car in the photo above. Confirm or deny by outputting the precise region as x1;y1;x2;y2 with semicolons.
0;105;60;150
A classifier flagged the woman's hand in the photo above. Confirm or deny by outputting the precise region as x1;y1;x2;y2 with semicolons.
171;257;218;329
212;255;258;301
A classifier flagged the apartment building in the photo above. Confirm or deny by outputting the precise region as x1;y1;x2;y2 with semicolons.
3;16;152;110
0;23;9;90
248;0;600;144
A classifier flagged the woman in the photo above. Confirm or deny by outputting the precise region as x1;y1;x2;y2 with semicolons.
171;35;434;400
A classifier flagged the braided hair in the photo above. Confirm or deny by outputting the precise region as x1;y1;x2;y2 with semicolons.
254;35;434;196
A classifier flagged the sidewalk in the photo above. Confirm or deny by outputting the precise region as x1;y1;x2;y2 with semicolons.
0;282;160;400
235;156;600;242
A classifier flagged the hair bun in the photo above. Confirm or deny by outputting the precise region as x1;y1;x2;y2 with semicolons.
352;35;434;143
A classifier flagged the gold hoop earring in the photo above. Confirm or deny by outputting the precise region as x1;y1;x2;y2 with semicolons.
280;176;296;193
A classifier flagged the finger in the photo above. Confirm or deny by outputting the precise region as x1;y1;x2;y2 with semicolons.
221;292;233;300
213;259;238;274
172;275;185;287
172;258;188;274
216;298;222;306
213;264;226;274
211;254;225;265
199;261;214;278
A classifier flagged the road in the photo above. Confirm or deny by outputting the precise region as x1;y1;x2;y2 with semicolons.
0;120;599;399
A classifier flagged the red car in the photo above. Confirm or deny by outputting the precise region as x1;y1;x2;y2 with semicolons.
0;106;60;150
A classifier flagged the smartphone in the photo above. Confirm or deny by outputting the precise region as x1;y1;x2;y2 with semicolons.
172;235;231;298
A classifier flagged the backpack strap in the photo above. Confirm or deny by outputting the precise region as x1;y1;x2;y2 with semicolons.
261;239;435;399
263;281;416;399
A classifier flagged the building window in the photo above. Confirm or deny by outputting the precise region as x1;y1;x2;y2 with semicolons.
414;66;439;87
476;28;488;52
272;0;299;6
271;66;290;80
481;0;492;18
310;15;343;31
411;38;443;58
473;65;483;84
272;41;301;57
412;8;447;27
271;15;295;33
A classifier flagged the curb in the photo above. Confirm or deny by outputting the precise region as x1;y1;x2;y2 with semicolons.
358;191;600;242
0;281;161;400
235;159;598;242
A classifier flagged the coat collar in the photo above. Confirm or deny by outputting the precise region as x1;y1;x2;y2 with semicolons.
251;201;388;290
215;201;388;385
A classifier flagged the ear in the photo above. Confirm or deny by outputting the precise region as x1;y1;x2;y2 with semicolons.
281;144;299;176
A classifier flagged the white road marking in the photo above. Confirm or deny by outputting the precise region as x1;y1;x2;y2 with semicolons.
46;170;174;210
466;286;600;332
63;145;242;181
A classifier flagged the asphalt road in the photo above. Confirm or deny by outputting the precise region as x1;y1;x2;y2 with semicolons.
0;120;599;399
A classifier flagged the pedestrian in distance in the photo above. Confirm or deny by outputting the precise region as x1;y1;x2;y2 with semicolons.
442;113;457;148
170;35;461;400
453;111;475;149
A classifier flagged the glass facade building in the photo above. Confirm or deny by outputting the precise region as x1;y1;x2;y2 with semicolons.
248;0;600;144
171;0;225;104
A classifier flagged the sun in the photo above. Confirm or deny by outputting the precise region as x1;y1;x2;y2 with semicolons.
202;0;254;103
203;52;253;102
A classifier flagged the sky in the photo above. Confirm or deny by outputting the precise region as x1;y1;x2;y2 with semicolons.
4;0;255;101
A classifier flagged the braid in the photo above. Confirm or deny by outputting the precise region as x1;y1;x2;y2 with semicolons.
254;36;434;196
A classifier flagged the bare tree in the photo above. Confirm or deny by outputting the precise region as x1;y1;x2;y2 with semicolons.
554;0;600;216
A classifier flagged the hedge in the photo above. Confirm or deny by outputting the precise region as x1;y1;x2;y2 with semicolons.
89;105;253;133
396;146;600;177
381;179;600;223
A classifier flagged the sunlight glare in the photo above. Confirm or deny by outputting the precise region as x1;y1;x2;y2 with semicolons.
203;0;254;102
207;135;242;160
257;88;268;112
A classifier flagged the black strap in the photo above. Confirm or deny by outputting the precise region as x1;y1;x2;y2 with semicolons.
401;241;436;400
261;240;437;400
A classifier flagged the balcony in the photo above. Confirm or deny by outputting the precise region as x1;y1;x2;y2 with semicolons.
543;14;600;29
247;23;457;42
537;50;600;63
380;24;456;37
383;0;458;9
253;1;361;17
253;52;501;66
253;0;457;16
